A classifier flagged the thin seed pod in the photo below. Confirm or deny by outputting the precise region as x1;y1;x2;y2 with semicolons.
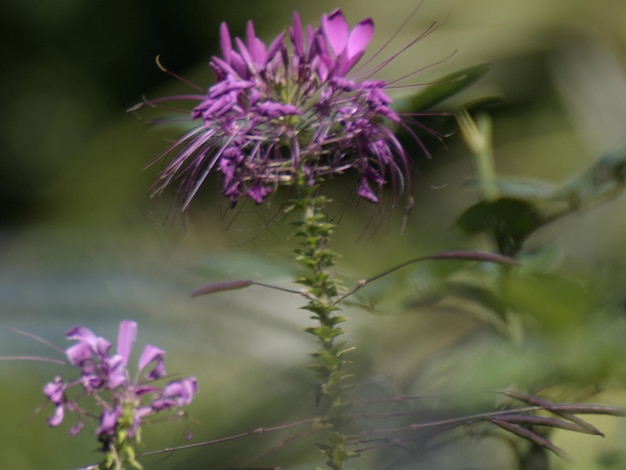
191;280;254;297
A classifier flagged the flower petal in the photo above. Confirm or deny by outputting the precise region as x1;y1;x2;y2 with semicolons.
246;21;267;66
65;341;92;365
357;178;380;203
66;326;111;359
138;344;166;380
152;377;198;410
219;22;233;63
65;326;96;343
48;405;65;427
70;422;84;436
347;18;374;62
97;406;122;437
290;11;304;57
322;9;349;56
116;320;137;367
106;354;127;388
247;183;272;204
43;376;66;403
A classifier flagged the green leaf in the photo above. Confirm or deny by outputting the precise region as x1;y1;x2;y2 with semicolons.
502;272;591;331
516;244;562;274
304;326;344;341
336;346;356;358
562;147;626;207
316;350;340;369
464;176;559;201
455;196;544;255
396;63;491;112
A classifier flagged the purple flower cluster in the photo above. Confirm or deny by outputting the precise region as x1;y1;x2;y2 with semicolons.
43;321;197;439
149;10;412;209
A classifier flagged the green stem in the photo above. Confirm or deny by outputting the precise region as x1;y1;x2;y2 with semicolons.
457;109;498;202
291;184;354;470
457;110;525;345
98;402;143;470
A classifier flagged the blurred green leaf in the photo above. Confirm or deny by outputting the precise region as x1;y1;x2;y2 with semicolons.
397;63;491;112
464;176;559;201
516;245;562;274
562;147;626;208
503;272;591;331
406;279;509;327
455;196;544;256
460;148;626;241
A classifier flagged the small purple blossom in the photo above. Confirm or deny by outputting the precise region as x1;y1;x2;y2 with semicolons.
42;320;197;439
147;9;419;210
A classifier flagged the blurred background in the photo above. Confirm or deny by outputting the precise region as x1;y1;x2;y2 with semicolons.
2;0;626;468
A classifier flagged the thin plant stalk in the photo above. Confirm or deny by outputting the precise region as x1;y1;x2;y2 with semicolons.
291;181;355;470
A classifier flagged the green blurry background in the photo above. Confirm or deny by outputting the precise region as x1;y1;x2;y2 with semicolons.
2;0;626;469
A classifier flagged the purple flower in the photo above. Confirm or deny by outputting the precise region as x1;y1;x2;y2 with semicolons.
146;9;419;210
42;320;197;439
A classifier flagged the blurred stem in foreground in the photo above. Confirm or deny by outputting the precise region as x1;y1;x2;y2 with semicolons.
457;108;498;202
456;109;525;344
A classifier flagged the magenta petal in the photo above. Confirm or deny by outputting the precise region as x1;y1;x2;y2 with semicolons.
347;18;374;61
235;37;254;70
116;320;137;367
163;377;198;406
93;337;112;357
97;406;122;436
306;24;315;53
138;344;165;370
65;341;92;365
247;183;271;204
322;9;349;56
290;12;304;56
106;354;127;388
152;377;198;410
220;22;233;63
66;326;111;358
66;326;95;342
48;405;64;427
134;384;160;396
43;377;66;403
135;406;153;419
70;421;84;436
357;178;380;203
245;20;256;48
130;406;152;437
251;37;267;66
267;32;285;62
139;344;166;379
246;21;267;65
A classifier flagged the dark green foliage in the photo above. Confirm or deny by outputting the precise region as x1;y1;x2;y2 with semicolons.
396;64;492;112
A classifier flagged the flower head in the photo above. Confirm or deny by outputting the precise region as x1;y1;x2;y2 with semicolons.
147;10;418;210
43;320;197;441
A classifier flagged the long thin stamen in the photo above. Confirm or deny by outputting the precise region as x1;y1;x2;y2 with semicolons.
356;0;427;71
155;55;205;92
9;328;66;355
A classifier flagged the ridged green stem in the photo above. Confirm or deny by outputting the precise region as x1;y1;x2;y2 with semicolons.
291;184;355;470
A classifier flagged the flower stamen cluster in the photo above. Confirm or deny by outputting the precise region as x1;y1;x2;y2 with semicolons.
148;10;412;210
